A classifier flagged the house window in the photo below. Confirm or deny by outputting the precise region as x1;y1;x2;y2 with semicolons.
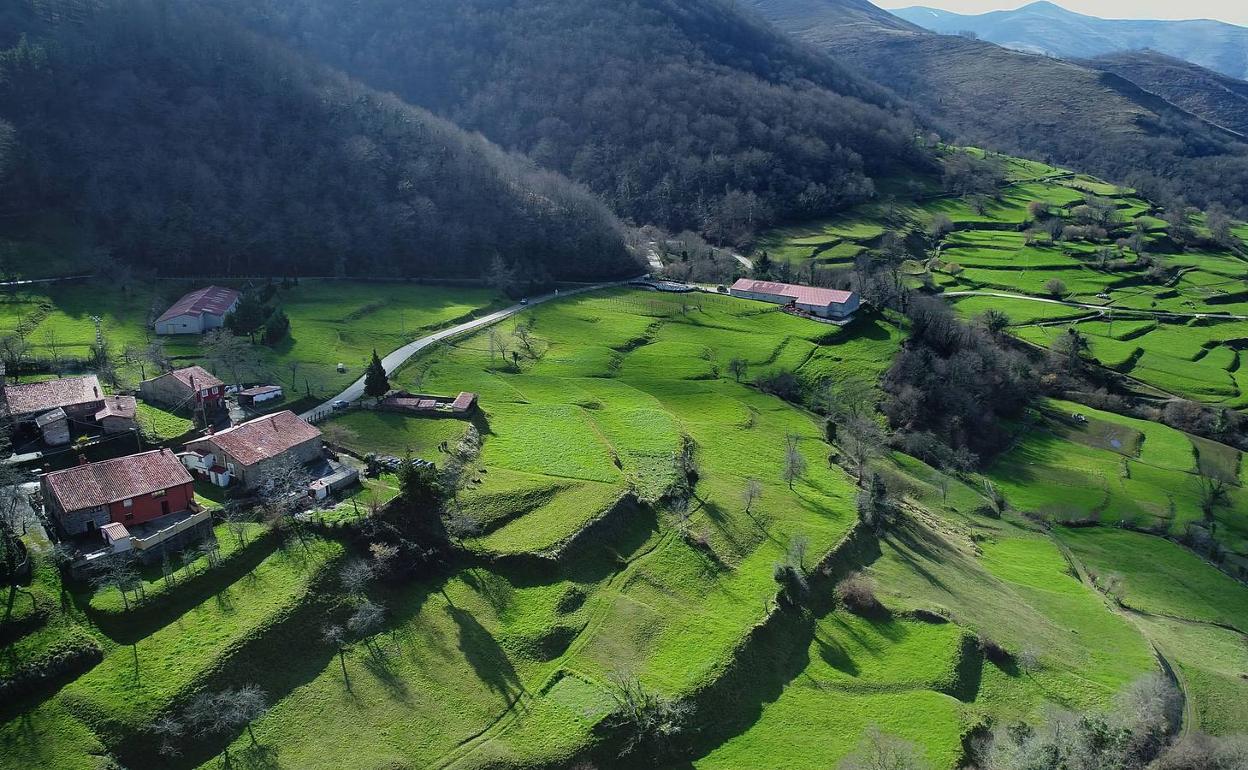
125;512;134;521
123;498;133;508
151;489;167;498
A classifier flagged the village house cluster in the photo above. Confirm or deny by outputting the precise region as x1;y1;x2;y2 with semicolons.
0;286;360;572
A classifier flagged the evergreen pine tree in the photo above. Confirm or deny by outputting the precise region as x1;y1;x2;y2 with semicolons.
364;349;389;399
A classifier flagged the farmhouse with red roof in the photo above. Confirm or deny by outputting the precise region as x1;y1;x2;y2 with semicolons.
182;410;323;490
139;365;226;412
154;286;241;335
43;449;197;536
729;279;860;320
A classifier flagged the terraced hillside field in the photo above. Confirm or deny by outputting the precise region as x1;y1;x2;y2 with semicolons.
756;150;1248;406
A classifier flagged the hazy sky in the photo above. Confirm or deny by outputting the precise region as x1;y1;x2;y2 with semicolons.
875;0;1248;25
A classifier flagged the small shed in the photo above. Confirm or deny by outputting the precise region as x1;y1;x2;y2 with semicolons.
35;408;70;446
100;522;133;552
95;396;138;434
239;385;284;407
309;465;360;501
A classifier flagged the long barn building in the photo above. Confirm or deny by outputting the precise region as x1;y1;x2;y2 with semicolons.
729;279;860;320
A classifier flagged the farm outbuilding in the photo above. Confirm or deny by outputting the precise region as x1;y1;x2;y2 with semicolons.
238;385;283;407
729;279;860;320
1;373;105;426
154;286;241;335
34;408;70;446
95;396;138;434
139;366;225;413
379;391;479;417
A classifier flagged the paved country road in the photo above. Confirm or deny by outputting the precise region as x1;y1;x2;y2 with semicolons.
301;278;640;420
943;290;1248;321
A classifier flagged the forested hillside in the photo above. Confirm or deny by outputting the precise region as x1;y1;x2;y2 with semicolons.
746;0;1248;217
0;0;634;280
221;0;932;245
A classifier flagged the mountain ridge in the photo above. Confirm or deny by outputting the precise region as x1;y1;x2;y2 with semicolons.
894;1;1248;79
746;0;1248;215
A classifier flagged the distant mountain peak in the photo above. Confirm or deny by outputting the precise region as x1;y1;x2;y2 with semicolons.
893;1;1248;79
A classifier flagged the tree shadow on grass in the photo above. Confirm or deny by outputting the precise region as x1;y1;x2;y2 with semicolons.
231;742;282;770
447;604;524;700
82;530;282;645
881;524;956;595
361;638;411;702
459;567;513;615
813;627;860;677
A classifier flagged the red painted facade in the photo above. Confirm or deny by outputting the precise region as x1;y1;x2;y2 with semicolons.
105;481;196;527
195;386;224;405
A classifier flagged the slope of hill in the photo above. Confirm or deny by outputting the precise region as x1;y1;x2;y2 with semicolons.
745;0;1248;216
218;0;932;244
1085;51;1248;138
0;0;634;280
895;1;1248;80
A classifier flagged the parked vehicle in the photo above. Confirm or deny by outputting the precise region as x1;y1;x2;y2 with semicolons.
332;399;351;410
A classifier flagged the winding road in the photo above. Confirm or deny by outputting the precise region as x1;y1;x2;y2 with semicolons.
300;278;640;420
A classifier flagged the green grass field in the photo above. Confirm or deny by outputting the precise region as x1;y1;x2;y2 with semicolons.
8;152;1248;770
0;279;500;398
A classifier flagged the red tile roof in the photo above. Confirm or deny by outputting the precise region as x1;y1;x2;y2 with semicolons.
100;522;130;540
95;395;137;421
160;365;225;392
5;375;102;417
198;410;321;467
156;286;241;324
44;449;193;512
730;279;855;307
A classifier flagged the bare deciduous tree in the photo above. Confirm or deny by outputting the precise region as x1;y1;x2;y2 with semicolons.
91;553;141;611
839;725;930;770
742;478;762;515
186;684;270;761
339;559;375;598
841;415;886;484
783;434;806;490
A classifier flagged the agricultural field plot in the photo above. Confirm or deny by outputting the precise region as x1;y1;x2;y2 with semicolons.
754;156;1248;404
1015;317;1248;404
1056;528;1248;736
868;512;1157;723
988;399;1248;556
1057;528;1248;631
322;410;469;459
169;281;501;397
754;217;886;266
